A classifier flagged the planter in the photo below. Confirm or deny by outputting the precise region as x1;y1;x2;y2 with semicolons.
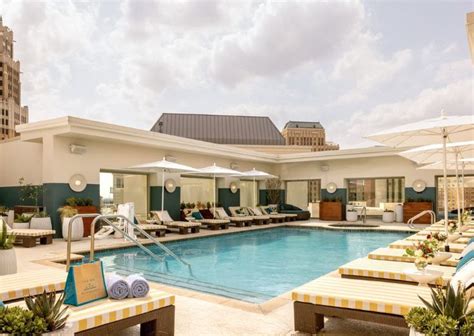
346;211;358;222
12;222;29;229
62;217;84;241
409;327;425;336
72;206;98;237
319;202;344;221
403;202;433;224
43;323;74;335
0;248;17;275
30;217;52;230
382;211;395;223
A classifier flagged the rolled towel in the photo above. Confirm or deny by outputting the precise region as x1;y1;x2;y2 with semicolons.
126;274;150;298
105;273;129;300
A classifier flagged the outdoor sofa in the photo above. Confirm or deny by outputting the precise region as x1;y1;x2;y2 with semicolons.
278;203;310;221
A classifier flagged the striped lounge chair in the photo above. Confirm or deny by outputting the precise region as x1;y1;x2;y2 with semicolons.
228;207;270;225
368;247;460;267
214;207;253;227
258;206;287;223
183;209;230;230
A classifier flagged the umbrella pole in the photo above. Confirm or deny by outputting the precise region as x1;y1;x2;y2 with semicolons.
213;174;216;218
161;170;165;211
461;162;465;216
455;152;461;226
442;130;449;235
254;177;256;207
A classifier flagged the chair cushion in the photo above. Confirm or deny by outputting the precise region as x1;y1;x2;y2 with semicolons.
216;209;229;219
160;211;174;222
451;259;473;291
461;242;474;258
191;212;203;220
456;250;474;271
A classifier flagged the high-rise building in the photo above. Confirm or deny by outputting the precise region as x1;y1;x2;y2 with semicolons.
0;17;28;140
281;121;339;151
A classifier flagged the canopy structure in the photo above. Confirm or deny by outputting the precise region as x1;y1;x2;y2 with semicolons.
401;141;474;224
130;158;198;212
238;169;277;207
189;163;244;217
367;113;474;234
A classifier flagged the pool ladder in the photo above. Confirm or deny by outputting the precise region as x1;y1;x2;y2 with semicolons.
65;214;193;276
407;210;436;229
359;206;367;224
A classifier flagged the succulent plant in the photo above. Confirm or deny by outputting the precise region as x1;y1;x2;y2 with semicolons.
14;213;33;223
0;221;14;250
25;291;69;332
0;306;47;335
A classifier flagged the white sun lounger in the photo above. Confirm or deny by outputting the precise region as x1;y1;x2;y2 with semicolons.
151;210;200;234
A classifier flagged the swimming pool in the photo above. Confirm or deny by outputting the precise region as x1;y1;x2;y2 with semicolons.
91;227;409;303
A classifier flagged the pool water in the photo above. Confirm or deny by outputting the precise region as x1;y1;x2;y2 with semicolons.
92;227;409;303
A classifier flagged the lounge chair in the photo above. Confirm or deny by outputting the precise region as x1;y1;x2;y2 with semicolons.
151;210;200;235
10;288;175;335
214;207;253;227
134;216;167;237
230;206;270;225
389;239;466;253
0;269;66;302
368;247;459;267
10;228;56;248
181;208;230;230
258;206;287;223
293;275;433;333
338;257;453;286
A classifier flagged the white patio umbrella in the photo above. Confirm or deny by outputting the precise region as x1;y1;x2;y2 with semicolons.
367;113;474;234
129;158;198;212
238;169;277;207
189;163;244;217
400;141;474;223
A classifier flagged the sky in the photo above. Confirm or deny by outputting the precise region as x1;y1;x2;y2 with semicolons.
1;0;473;148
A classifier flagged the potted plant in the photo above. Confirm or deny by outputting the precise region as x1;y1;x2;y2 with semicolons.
404;239;439;271
25;291;71;335
403;198;433;224
30;211;53;230
65;197;97;237
346;208;358;222
0;221;16;275
13;213;33;230
405;283;473;336
57;206;83;241
320;197;344;221
382;209;395;223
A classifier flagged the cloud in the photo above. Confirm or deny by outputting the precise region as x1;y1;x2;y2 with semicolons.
211;1;366;86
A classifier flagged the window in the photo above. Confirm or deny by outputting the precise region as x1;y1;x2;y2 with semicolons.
347;177;405;208
436;175;474;212
181;177;214;205
100;172;148;217
308;179;321;202
240;180;258;207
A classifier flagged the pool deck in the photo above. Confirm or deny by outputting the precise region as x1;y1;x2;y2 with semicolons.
14;219;423;335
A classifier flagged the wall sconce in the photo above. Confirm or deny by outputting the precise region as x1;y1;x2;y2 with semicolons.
165;155;176;162
229;182;238;194
320;164;329;172
230;162;239;170
69;144;87;155
69;174;87;192
412;179;426;193
326;182;337;194
165;178;177;193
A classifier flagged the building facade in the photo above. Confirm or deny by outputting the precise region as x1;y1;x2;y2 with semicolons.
281;121;339;152
0;17;28;140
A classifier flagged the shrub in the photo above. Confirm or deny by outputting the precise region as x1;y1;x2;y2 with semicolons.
0;221;14;249
0;306;47;335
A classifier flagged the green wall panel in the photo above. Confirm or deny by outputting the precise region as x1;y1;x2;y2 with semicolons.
150;186;181;220
218;188;240;212
259;189;286;206
0;186;43;208
321;188;347;205
42;183;100;237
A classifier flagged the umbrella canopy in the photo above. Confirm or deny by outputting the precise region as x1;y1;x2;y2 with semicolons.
366;113;474;234
129;158;198;211
189;163;244;216
367;114;474;147
238;169;278;207
417;158;474;171
399;141;474;164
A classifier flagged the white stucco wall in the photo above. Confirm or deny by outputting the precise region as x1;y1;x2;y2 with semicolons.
0;139;43;186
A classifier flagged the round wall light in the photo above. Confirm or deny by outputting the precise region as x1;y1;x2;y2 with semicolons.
69;174;87;192
165;178;177;193
229;182;238;194
326;182;337;194
412;179;426;193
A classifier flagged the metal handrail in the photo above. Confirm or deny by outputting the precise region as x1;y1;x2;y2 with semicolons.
360;206;367;224
65;214;192;275
407;210;436;229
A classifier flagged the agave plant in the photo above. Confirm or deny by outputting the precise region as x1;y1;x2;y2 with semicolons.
0;221;15;249
25;291;69;332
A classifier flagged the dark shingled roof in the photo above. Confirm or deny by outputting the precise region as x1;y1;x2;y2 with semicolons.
151;113;286;145
283;121;324;129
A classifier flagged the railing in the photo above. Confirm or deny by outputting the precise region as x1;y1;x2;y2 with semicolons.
65;214;192;276
359;206;367;224
407;210;436;229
